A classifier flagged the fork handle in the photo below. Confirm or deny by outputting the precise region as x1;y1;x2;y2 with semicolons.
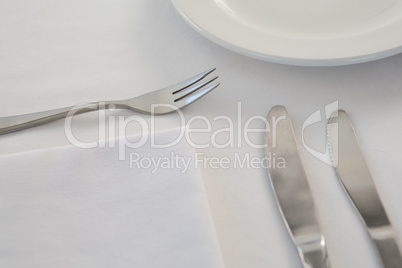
0;101;127;135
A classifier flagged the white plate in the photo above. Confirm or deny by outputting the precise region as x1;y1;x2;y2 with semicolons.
172;0;402;66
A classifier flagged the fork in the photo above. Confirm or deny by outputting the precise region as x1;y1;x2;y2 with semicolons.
0;68;219;135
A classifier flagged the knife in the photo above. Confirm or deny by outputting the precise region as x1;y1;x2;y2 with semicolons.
328;110;402;268
266;106;330;268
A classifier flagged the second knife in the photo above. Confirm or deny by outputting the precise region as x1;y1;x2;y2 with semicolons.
329;110;402;268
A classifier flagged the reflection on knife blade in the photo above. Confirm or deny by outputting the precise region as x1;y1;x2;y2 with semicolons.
266;105;330;268
329;110;402;268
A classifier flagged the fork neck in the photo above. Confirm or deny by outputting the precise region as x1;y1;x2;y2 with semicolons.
103;99;131;110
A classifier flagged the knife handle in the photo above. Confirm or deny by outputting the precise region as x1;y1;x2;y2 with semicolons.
373;238;402;268
296;233;331;268
370;226;402;268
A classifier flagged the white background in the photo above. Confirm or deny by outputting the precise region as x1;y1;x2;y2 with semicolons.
1;1;402;267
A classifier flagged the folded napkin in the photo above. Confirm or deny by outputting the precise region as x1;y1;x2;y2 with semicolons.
0;128;223;268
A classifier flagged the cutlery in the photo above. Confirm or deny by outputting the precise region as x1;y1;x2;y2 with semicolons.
328;110;402;268
0;68;219;135
266;105;330;268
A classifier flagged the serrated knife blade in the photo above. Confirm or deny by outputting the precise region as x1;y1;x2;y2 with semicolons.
266;106;330;268
329;110;402;268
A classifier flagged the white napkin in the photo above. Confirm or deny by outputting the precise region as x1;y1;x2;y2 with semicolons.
0;128;224;268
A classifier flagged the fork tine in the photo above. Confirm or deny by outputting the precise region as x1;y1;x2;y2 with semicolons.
174;76;218;101
174;83;220;107
171;68;216;94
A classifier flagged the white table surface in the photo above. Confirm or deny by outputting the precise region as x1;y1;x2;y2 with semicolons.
1;1;402;267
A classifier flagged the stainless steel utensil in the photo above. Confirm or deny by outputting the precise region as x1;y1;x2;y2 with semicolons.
266;105;330;268
0;68;219;135
329;110;402;268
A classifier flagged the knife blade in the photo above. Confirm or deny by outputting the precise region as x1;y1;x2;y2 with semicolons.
328;110;402;268
266;106;330;268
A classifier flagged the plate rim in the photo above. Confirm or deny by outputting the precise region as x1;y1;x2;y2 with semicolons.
172;0;402;66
